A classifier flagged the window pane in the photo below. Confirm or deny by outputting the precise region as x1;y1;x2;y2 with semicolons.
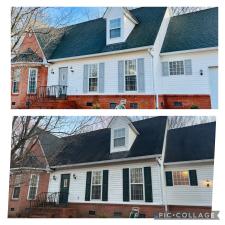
169;61;184;75
89;64;97;77
28;69;37;93
30;175;38;186
131;184;143;200
28;187;37;200
110;28;121;38
125;75;137;91
130;168;143;183
173;171;189;185
125;60;136;75
92;171;102;185
110;18;121;29
114;137;125;147
13;187;21;199
114;128;125;138
91;185;101;199
89;78;98;92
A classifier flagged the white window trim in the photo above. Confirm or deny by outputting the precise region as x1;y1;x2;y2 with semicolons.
109;18;121;39
11;175;21;200
113;127;126;148
12;69;20;94
88;64;99;93
172;170;190;186
168;60;185;76
129;167;145;202
27;68;38;94
124;59;138;93
27;174;40;200
90;170;102;201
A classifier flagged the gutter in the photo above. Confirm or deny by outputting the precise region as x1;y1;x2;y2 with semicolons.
164;159;214;166
148;48;159;109
50;154;161;169
48;45;153;63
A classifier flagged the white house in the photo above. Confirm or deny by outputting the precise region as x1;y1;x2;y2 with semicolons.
12;7;218;109
19;117;215;218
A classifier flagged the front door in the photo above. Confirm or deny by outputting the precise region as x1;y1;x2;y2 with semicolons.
59;174;70;204
208;66;218;109
58;67;68;98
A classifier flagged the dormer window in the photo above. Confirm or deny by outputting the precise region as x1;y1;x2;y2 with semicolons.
114;128;125;147
110;18;121;38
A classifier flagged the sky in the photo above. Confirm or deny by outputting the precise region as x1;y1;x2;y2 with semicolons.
43;7;106;27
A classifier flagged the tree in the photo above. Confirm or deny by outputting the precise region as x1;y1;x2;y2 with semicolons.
11;116;111;166
171;7;208;16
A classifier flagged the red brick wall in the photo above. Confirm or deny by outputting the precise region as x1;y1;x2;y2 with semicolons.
19;32;44;58
158;95;211;109
67;95;156;109
11;65;48;109
8;171;50;217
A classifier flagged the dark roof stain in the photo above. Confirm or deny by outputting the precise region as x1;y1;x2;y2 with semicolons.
161;8;218;53
165;122;216;163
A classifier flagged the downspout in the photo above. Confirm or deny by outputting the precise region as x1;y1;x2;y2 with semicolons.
148;48;159;109
157;117;169;212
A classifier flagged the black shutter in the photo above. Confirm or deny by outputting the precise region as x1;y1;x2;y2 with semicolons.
123;168;129;202
189;170;198;186
85;171;92;201
144;167;153;202
102;170;108;201
165;171;173;186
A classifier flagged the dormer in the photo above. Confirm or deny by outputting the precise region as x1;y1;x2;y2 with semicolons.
103;7;139;45
108;117;139;153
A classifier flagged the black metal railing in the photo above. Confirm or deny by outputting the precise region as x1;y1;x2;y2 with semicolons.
26;85;68;108
39;85;68;100
30;192;63;209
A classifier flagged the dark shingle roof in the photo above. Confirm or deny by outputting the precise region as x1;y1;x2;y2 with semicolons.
11;48;43;63
49;7;167;60
164;122;216;163
161;8;218;53
52;117;167;166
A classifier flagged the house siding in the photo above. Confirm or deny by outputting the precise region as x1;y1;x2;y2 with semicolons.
47;160;163;205
164;163;214;206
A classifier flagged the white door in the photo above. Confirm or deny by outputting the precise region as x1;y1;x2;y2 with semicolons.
208;67;218;109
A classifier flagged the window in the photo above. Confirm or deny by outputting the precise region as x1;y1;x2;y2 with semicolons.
174;101;183;107
27;174;39;200
173;171;189;185
130;168;144;201
114;128;125;147
169;61;184;75
110;18;121;38
91;171;102;200
125;60;137;91
12;69;20;93
88;64;98;92
12;175;22;199
86;102;93;107
130;103;138;109
28;68;37;94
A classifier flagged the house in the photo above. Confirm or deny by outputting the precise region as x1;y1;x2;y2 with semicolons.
11;7;218;109
8;117;216;218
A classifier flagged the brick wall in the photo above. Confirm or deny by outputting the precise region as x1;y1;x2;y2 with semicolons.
159;95;211;109
11;64;48;109
8;171;50;217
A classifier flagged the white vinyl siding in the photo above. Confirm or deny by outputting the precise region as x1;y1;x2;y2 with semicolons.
165;163;214;206
48;161;162;205
47;50;153;95
27;68;38;94
27;174;39;200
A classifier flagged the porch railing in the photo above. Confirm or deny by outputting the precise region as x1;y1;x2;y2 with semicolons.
26;85;68;108
29;192;68;209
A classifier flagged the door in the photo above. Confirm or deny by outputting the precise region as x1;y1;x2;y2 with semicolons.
58;67;68;97
208;67;218;109
59;174;70;204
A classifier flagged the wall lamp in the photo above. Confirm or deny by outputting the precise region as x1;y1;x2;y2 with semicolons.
73;174;77;180
51;69;54;74
70;67;74;73
200;69;204;76
53;175;57;181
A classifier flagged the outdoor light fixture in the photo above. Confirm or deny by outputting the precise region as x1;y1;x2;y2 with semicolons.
51;69;54;74
73;174;77;180
70;67;74;72
204;179;212;188
53;175;57;181
200;69;204;76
